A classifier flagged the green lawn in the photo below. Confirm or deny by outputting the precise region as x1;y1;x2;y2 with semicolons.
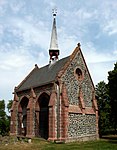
0;135;117;150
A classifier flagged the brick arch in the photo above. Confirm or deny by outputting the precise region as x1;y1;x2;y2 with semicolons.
18;95;30;112
35;91;50;111
36;91;50;100
35;92;50;139
17;96;29;136
19;95;30;103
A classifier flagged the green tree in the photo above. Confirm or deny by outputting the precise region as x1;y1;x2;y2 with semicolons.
0;100;7;135
7;100;13;113
0;100;12;136
95;81;110;137
108;62;117;133
6;100;13;133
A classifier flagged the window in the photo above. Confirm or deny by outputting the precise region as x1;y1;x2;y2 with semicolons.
75;68;83;81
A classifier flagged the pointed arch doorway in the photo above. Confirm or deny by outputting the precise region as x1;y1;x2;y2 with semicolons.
38;93;50;139
18;97;29;136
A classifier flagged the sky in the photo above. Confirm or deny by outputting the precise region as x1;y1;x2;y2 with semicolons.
0;0;117;103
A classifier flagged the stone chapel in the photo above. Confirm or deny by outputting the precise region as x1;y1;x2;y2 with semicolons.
10;11;99;142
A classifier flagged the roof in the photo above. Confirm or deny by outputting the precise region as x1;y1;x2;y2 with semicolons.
16;56;70;92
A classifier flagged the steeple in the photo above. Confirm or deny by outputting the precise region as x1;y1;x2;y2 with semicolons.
49;9;59;64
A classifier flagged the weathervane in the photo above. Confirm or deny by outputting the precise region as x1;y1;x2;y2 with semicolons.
52;8;57;18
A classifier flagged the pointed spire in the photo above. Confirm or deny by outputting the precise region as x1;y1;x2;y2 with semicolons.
49;9;59;64
50;9;58;51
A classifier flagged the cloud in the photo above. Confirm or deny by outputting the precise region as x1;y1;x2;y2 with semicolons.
88;61;115;85
82;42;117;63
114;50;117;55
0;49;32;70
9;1;25;14
0;0;117;102
10;17;47;46
0;0;7;16
103;20;117;36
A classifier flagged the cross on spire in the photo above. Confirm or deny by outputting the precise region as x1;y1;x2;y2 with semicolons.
52;8;57;18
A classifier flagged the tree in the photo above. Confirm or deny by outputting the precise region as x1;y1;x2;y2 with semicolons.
7;100;13;113
0;100;12;136
108;62;117;133
95;81;110;137
0;100;7;135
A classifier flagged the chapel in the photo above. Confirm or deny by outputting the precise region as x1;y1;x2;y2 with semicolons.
10;11;99;142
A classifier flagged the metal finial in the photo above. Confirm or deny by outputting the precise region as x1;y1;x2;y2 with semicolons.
52;8;57;18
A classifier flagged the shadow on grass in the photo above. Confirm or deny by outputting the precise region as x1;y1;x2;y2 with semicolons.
101;135;117;144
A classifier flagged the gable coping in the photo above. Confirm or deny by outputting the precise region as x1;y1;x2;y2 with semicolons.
57;43;95;89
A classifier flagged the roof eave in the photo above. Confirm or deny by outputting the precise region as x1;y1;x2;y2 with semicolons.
15;80;56;93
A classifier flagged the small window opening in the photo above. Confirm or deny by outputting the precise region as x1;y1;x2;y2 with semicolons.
75;68;83;81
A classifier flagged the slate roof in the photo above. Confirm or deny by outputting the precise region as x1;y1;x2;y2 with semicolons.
16;56;70;92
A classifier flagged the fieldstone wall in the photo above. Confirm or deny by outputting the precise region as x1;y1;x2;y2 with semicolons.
62;51;92;107
68;113;96;138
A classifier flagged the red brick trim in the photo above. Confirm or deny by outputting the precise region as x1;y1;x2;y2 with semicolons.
48;106;56;139
30;87;36;98
36;91;50;101
60;83;69;139
92;91;98;111
85;107;95;114
49;91;56;106
20;95;30;102
61;83;69;107
69;105;95;114
57;45;80;78
69;105;82;113
78;86;85;114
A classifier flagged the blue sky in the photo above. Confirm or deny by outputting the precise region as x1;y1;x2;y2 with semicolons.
0;0;117;102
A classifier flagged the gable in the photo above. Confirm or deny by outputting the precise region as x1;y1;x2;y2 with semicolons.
16;56;70;92
61;46;94;107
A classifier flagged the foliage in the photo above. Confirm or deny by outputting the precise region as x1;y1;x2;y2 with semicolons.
95;81;111;136
0;100;11;136
7;100;13;113
108;62;117;133
0;100;7;135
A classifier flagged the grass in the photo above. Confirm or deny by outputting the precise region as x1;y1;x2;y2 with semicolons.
0;135;117;150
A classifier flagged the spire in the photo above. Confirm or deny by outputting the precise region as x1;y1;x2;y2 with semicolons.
49;9;59;64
